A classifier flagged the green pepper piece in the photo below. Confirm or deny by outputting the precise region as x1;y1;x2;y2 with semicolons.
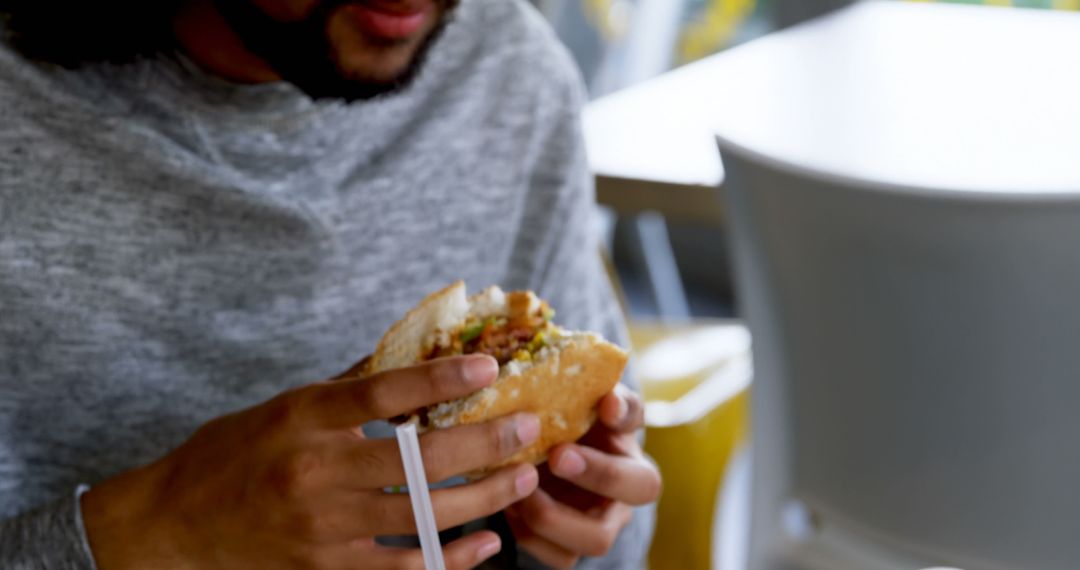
527;330;548;353
460;321;485;343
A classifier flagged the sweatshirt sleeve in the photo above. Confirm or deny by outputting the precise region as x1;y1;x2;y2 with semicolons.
0;485;99;570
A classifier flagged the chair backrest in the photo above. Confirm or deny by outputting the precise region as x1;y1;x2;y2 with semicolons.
720;139;1080;570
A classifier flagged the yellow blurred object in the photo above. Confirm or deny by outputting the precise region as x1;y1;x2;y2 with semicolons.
679;0;758;64
584;0;633;40
631;321;752;570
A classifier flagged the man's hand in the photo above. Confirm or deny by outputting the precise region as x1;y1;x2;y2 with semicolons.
81;355;542;570
506;385;661;569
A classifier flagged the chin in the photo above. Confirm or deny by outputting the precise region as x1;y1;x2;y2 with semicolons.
334;48;418;86
328;21;434;86
238;0;454;101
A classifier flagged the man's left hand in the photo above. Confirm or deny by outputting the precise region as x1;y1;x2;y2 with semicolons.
505;385;662;569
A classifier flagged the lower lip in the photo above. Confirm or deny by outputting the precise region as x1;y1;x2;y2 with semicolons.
347;4;432;40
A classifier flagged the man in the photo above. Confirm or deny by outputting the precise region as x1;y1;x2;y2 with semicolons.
0;0;660;568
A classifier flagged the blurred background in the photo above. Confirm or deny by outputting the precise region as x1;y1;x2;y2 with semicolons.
537;0;1079;321
532;1;1080;569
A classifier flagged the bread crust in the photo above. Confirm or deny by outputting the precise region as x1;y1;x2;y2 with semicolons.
364;282;630;475
366;281;467;376
430;336;628;471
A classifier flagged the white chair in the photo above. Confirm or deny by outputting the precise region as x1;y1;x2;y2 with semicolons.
715;3;1080;569
723;140;1080;570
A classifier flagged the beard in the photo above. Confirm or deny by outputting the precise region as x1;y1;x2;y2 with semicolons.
213;0;459;102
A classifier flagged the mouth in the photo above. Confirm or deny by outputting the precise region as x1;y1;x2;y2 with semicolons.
342;0;435;41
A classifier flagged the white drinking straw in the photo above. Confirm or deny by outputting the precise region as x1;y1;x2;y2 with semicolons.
395;423;446;570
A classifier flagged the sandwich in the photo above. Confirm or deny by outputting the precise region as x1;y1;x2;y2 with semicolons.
364;281;629;473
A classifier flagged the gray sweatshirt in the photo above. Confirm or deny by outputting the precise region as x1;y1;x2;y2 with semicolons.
0;0;653;567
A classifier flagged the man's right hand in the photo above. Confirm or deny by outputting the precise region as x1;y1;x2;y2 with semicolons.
81;354;539;569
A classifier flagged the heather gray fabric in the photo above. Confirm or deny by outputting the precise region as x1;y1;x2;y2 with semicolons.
0;0;653;567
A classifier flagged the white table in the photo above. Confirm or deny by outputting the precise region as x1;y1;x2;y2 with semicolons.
584;0;1080;223
584;56;727;223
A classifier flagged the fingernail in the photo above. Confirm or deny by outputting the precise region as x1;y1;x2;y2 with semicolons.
614;395;629;423
515;414;541;446
555;449;586;477
515;467;539;497
463;356;498;387
476;539;502;562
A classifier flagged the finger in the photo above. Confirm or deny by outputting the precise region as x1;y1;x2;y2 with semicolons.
514;489;633;558
513;535;580;570
302;355;499;427
597;385;645;434
338;413;541;488
445;531;503;570
548;443;661;506
277;481;507;547
506;506;580;570
366;531;502;570
366;464;539;535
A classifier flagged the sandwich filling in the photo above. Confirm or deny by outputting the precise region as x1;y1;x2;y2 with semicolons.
423;289;559;366
400;288;562;427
